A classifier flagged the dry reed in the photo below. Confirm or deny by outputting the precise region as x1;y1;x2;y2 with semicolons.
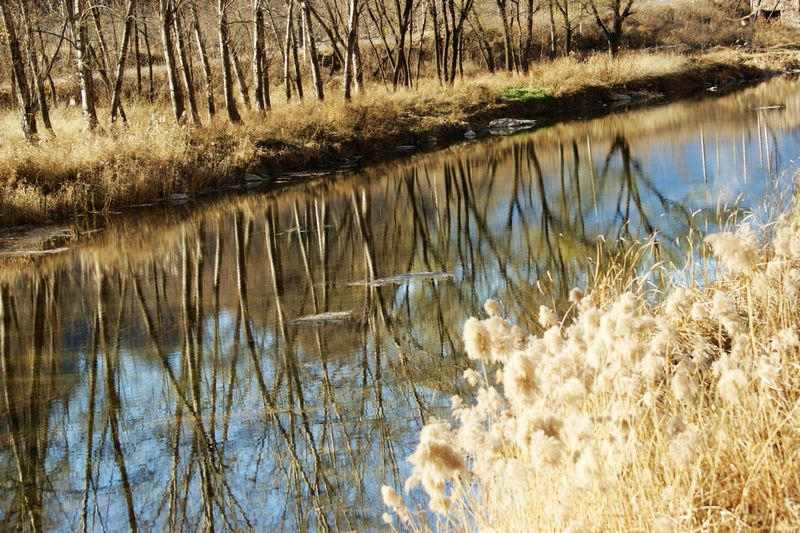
383;200;800;531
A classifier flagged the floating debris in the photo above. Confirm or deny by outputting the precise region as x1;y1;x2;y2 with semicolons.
348;271;455;287
292;311;354;324
395;145;416;151
750;105;784;111
464;130;477;140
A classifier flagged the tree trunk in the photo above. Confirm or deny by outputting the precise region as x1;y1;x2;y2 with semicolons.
441;0;451;81
253;0;269;112
391;0;413;88
495;0;513;71
589;0;633;57
563;1;572;55
90;4;114;96
19;0;52;132
1;0;37;141
300;0;324;100
521;0;534;72
231;47;251;109
141;6;155;102
110;0;137;124
428;0;442;82
191;4;215;118
283;0;294;100
218;0;241;122
470;14;495;74
66;0;99;131
547;0;557;59
352;37;363;94
174;10;200;123
134;16;142;96
290;7;304;99
342;0;359;101
159;0;185;122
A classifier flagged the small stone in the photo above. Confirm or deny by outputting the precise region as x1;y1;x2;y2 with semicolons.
244;172;264;183
168;193;190;205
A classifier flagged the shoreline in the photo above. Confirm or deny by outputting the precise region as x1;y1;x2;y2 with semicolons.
1;48;799;230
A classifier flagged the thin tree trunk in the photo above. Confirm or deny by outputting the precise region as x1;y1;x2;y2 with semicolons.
19;0;52;132
66;0;99;131
470;14;495;73
290;6;304;98
231;47;251;109
441;0;451;81
191;3;215;118
301;0;324;100
134;16;142;96
495;0;513;71
174;10;200;123
141;7;155;102
37;19;64;106
522;0;534;72
547;0;557;59
90;4;114;95
352;36;363;93
218;0;241;122
415;1;428;83
159;0;185;122
1;0;37;141
342;0;359;101
111;0;137;124
428;0;442;82
391;0;413;89
253;0;269;112
283;0;294;100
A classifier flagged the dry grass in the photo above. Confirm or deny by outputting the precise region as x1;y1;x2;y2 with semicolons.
1;48;799;226
382;202;800;531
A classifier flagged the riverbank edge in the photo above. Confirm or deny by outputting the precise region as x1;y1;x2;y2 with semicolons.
2;48;800;230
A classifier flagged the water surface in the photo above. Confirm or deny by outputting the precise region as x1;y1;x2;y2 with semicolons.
1;77;798;531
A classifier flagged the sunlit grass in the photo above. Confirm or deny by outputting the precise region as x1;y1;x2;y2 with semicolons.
497;86;551;103
0;48;798;226
383;199;800;531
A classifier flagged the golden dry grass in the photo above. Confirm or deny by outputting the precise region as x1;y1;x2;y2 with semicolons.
1;48;798;227
383;204;800;531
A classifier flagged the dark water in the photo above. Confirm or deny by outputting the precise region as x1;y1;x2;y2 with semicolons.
0;77;798;532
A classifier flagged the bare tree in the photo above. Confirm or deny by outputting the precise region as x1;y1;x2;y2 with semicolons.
174;8;200;123
110;0;138;124
19;0;52;132
1;0;37;141
219;0;241;122
301;0;324;100
342;0;360;101
553;0;576;56
64;0;99;130
190;2;215;118
253;0;271;111
494;0;515;71
584;0;635;56
158;0;185;122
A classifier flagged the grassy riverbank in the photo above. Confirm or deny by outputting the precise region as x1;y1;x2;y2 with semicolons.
383;201;800;530
1;48;799;227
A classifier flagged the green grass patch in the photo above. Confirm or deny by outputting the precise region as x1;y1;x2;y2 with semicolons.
497;86;551;103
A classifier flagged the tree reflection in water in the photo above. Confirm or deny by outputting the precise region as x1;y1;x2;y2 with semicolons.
0;77;797;531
